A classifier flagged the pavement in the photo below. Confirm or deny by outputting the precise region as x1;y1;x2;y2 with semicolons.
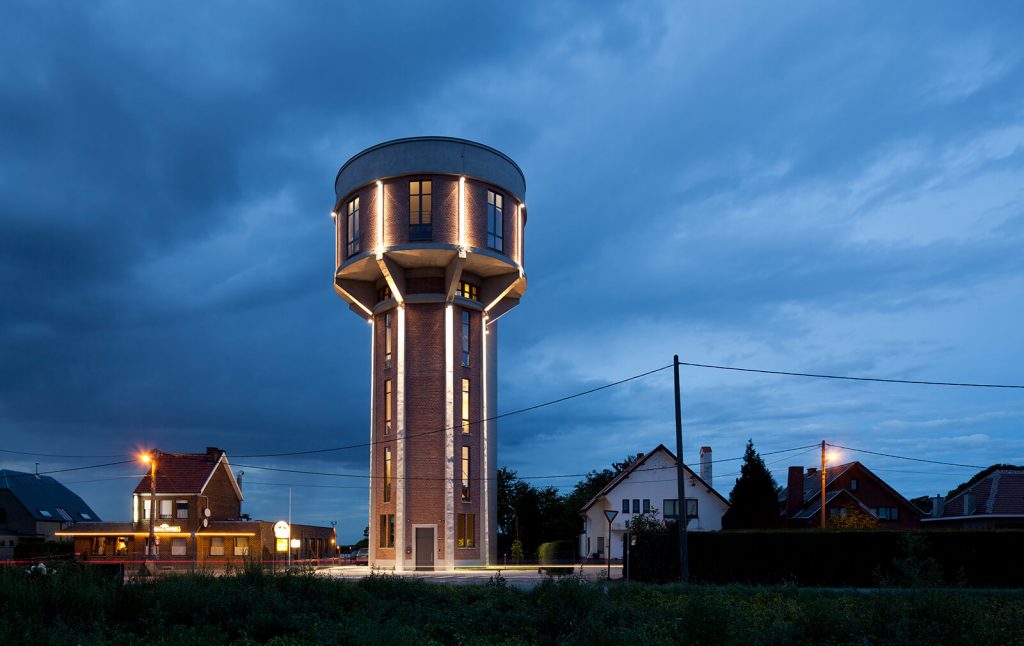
317;564;622;589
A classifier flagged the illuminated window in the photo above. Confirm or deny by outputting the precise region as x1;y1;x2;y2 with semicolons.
159;499;173;519
384;379;392;435
457;513;476;548
409;180;432;240
234;537;249;556
346;197;360;256
142;499;151;520
461;379;470;434
115;537;128;555
378;514;395;548
210;537;225;556
461;446;470;502
458;281;478;301
461;311;470;367
384;311;393;368
487;190;503;251
171;538;187;556
384;447;392;503
176;500;188;519
377;285;392;302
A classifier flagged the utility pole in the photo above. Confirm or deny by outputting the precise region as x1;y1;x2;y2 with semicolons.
673;355;689;583
820;440;827;529
148;451;158;560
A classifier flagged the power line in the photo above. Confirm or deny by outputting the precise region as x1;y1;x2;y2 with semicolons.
677;360;1024;389
825;442;987;470
0;460;138;480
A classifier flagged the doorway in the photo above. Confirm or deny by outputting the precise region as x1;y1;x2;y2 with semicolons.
414;526;435;571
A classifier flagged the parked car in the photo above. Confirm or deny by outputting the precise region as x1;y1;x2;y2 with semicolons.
338;550;353;562
353;548;368;565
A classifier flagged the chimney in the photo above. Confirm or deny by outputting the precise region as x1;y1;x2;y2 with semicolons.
786;467;805;518
699;446;713;484
206;447;222;459
806;467;817;477
931;494;945;518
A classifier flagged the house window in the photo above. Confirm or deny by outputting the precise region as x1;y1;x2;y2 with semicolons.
458;281;478;301
597;536;605;557
632;499;640;514
384;379;392;435
889;507;899;521
91;537;105;555
234;537;249;556
850;478;858;492
487;190;504;251
686;498;699;520
159;499;173;519
663;499;678;518
377;285;392;302
378;514;395;548
409;180;432;240
461;311;470;367
55;508;72;521
384;448;392;503
176;500;188;519
384;312;393;368
622;499;630;514
642;499;651;514
39;509;52;518
457;513;476;547
115;537;128;555
171;538;187;557
461;378;471;434
79;512;93;521
461;446;471;502
210;537;225;556
142;499;151;520
346;197;360;256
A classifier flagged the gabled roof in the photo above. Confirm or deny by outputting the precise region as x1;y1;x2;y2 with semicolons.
780;461;923;519
578;444;730;514
0;469;101;522
938;470;1024;518
133;450;243;501
792;489;877;520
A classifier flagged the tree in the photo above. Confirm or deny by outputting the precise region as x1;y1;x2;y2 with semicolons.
722;440;781;529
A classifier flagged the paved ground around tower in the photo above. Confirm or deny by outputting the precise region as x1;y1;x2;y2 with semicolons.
317;564;622;589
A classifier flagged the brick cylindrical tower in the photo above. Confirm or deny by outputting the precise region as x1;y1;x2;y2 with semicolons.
331;137;527;570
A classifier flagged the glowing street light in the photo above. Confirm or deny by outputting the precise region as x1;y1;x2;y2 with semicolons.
820;443;841;529
140;451;158;560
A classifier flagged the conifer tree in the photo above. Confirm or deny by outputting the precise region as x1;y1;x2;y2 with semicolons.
722;439;781;529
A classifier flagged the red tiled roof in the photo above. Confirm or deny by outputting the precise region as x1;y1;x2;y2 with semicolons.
942;471;1024;517
133;451;223;495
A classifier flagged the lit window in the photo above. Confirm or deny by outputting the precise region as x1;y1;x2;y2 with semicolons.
409;180;432;240
346;197;360;256
487;190;503;251
457;513;476;548
210;537;225;556
384;448;392;503
171;538;187;556
378;514;395;548
176;500;188;519
234;537;249;556
377;285;392;302
159;499;173;519
115;537;128;555
461;446;470;502
458;281;478;301
384;312;393;368
461;311;470;367
622;499;630;514
384;379;392;435
461;379;470;434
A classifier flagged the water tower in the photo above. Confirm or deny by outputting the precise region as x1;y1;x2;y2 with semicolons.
331;137;527;570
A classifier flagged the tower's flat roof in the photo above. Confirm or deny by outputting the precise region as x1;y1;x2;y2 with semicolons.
335;137;526;202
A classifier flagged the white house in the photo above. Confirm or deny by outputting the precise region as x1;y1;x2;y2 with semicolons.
578;444;729;560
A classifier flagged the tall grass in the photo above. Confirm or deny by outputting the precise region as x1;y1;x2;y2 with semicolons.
2;564;1022;644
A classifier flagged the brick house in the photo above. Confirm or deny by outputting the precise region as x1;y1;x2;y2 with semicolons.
780;461;924;529
923;468;1024;528
57;448;335;569
1;469;101;559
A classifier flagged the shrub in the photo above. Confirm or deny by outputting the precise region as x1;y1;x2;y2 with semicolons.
538;540;575;575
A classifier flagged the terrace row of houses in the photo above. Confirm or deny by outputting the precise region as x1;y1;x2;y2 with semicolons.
1;448;335;568
577;444;1024;560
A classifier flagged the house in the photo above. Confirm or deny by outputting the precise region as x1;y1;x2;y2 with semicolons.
780;461;923;528
923;468;1024;528
0;468;101;559
57;447;335;569
578;444;730;561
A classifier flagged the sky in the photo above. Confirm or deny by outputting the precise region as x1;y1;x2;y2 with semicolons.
2;1;1023;542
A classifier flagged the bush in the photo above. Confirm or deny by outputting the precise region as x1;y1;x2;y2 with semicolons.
538;540;574;575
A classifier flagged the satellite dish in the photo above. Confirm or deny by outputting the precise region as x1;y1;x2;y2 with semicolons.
204;508;211;518
202;518;209;528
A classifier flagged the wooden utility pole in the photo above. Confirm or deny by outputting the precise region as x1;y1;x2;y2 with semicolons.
820;440;827;529
674;355;689;582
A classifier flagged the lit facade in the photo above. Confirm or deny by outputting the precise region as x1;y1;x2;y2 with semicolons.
332;137;527;570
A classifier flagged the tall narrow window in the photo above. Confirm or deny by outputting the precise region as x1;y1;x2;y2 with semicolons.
461;311;470;367
384;379;392;435
378;514;395;548
487;190;503;251
346;197;360;256
461;378;470;434
461;446;470;502
384;311;393;368
457;513;476;547
384;447;392;503
409;180;432;240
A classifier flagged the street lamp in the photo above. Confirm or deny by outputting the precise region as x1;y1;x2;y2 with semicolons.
603;509;618;580
820;444;840;529
140;451;158;560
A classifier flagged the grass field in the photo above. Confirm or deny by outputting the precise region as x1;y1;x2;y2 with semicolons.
2;563;1023;644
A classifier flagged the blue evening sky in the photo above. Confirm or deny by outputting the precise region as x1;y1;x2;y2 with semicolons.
1;1;1022;540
